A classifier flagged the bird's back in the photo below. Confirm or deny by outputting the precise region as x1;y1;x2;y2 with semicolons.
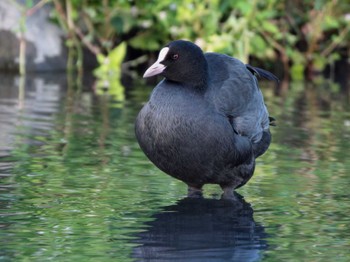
204;53;270;145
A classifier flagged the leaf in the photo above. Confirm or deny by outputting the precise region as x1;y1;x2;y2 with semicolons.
129;33;161;50
94;42;126;79
323;15;340;30
111;16;124;34
291;64;305;80
262;21;279;34
235;1;253;15
109;42;127;67
96;54;106;65
25;0;33;8
313;55;327;71
251;35;267;53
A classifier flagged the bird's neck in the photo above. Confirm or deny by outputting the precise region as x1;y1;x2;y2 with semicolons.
191;78;208;92
185;63;209;91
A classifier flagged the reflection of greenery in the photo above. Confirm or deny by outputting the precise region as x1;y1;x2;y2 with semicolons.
1;83;183;261
241;81;350;261
2;80;350;261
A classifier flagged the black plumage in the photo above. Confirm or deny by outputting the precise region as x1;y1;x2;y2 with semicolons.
135;40;278;199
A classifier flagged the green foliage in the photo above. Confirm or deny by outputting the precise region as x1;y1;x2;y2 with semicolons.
94;42;126;102
52;0;350;80
94;43;126;77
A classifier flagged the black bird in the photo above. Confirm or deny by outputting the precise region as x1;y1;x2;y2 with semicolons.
135;40;278;199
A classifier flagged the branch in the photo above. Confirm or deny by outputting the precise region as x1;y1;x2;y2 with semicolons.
53;0;69;31
321;24;350;57
74;27;101;55
26;0;50;17
53;0;101;55
259;31;287;58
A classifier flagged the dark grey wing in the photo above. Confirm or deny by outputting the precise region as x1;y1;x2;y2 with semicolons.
205;53;270;144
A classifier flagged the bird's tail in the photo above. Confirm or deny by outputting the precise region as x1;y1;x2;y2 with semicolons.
246;64;280;83
269;116;276;126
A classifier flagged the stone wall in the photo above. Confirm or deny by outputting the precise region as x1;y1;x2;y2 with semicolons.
0;0;67;72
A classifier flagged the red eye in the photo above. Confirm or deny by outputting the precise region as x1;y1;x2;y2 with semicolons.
172;54;179;60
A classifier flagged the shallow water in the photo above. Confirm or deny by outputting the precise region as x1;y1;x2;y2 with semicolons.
0;74;350;261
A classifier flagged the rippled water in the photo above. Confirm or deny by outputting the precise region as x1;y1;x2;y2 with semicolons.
0;73;350;261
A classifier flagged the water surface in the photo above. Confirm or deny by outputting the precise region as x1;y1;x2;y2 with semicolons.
0;74;350;261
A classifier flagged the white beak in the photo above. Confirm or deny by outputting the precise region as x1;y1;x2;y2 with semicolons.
143;47;169;78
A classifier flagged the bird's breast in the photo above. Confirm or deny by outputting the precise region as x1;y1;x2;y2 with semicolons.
136;92;234;156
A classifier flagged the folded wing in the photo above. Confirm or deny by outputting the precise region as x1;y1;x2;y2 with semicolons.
205;53;277;145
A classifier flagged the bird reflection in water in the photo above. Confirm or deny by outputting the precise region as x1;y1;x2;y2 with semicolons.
132;193;267;261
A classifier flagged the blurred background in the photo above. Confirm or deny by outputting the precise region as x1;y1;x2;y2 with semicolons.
1;1;350;261
1;0;349;86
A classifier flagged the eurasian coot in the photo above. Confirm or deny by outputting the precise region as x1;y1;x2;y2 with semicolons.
135;40;278;199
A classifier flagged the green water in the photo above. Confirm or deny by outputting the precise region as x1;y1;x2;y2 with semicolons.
0;74;350;261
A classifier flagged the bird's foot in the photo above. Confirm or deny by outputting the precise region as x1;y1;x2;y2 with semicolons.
220;186;238;201
187;186;203;198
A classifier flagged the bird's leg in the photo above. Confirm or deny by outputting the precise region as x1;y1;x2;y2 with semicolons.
220;185;238;200
187;185;203;198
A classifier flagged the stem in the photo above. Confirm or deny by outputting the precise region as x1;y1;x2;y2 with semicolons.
65;0;84;75
54;0;101;55
19;32;26;76
259;30;290;78
13;0;50;75
66;0;74;32
73;27;101;55
18;75;25;110
53;0;69;31
67;45;75;72
19;10;26;76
